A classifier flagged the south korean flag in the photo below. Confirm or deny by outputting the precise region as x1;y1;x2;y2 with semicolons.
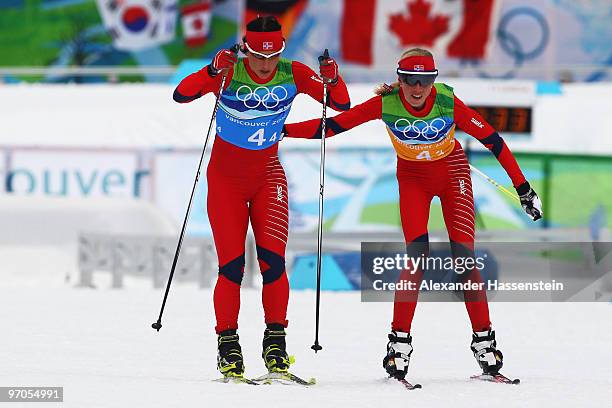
96;0;178;51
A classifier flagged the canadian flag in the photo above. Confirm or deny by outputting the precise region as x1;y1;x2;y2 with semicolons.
181;1;212;48
341;0;499;66
96;0;178;51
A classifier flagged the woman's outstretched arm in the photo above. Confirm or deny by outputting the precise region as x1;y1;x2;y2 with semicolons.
284;95;382;139
453;95;526;188
454;95;543;220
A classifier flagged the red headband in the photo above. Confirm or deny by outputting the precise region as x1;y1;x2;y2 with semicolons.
397;55;437;74
244;30;285;54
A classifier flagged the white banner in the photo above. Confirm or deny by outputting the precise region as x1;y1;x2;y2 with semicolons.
7;151;142;198
153;151;211;235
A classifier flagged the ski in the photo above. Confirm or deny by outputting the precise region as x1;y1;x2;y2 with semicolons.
398;378;422;390
252;372;316;386
386;377;422;390
213;376;259;385
470;373;520;385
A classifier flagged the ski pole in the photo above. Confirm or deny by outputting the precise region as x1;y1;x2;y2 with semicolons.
469;164;520;203
311;49;330;353
152;44;239;332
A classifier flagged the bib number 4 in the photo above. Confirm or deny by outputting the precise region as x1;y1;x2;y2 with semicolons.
247;128;284;146
415;150;432;160
415;149;446;160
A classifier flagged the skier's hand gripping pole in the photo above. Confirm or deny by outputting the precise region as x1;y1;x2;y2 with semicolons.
152;45;240;332
311;49;330;353
318;48;338;85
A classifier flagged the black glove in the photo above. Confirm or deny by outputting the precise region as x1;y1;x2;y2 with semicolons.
516;182;543;221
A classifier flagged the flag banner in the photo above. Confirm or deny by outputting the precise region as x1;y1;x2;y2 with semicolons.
282;0;610;81
181;1;212;48
95;0;178;51
1;0;609;81
342;0;498;66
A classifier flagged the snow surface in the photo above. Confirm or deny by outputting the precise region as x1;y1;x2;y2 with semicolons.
2;261;611;408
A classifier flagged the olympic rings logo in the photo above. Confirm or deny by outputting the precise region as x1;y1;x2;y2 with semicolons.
466;7;549;79
236;85;289;109
393;117;449;140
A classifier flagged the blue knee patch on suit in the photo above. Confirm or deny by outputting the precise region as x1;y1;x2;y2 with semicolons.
256;246;286;284
449;240;475;259
478;132;504;158
219;254;245;285
406;233;430;258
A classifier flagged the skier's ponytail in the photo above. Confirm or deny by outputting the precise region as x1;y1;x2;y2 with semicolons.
374;82;399;96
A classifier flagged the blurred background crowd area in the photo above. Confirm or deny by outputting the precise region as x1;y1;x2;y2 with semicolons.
0;0;609;83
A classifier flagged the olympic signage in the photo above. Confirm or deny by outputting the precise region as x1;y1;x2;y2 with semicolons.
1;150;148;198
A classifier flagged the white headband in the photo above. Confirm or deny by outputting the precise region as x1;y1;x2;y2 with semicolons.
396;68;439;75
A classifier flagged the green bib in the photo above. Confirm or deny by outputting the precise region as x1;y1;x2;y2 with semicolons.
382;83;455;145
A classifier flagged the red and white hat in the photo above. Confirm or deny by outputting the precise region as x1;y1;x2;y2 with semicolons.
397;55;438;75
244;29;286;58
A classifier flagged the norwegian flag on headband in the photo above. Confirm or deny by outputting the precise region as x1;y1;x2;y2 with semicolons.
96;0;178;51
245;30;284;53
341;0;499;66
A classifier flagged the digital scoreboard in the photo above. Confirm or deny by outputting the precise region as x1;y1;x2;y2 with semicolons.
470;106;532;134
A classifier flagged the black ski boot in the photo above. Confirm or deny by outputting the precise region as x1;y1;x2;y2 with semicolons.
470;328;503;374
262;324;292;373
217;329;245;378
383;331;413;380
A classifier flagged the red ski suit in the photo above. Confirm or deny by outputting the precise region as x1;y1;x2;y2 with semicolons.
284;86;526;333
174;59;350;333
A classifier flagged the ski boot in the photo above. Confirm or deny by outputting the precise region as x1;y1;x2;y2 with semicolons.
262;323;293;373
217;329;245;378
383;330;413;380
470;328;503;375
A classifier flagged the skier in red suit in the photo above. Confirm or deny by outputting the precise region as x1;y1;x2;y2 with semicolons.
283;48;542;381
173;16;350;380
